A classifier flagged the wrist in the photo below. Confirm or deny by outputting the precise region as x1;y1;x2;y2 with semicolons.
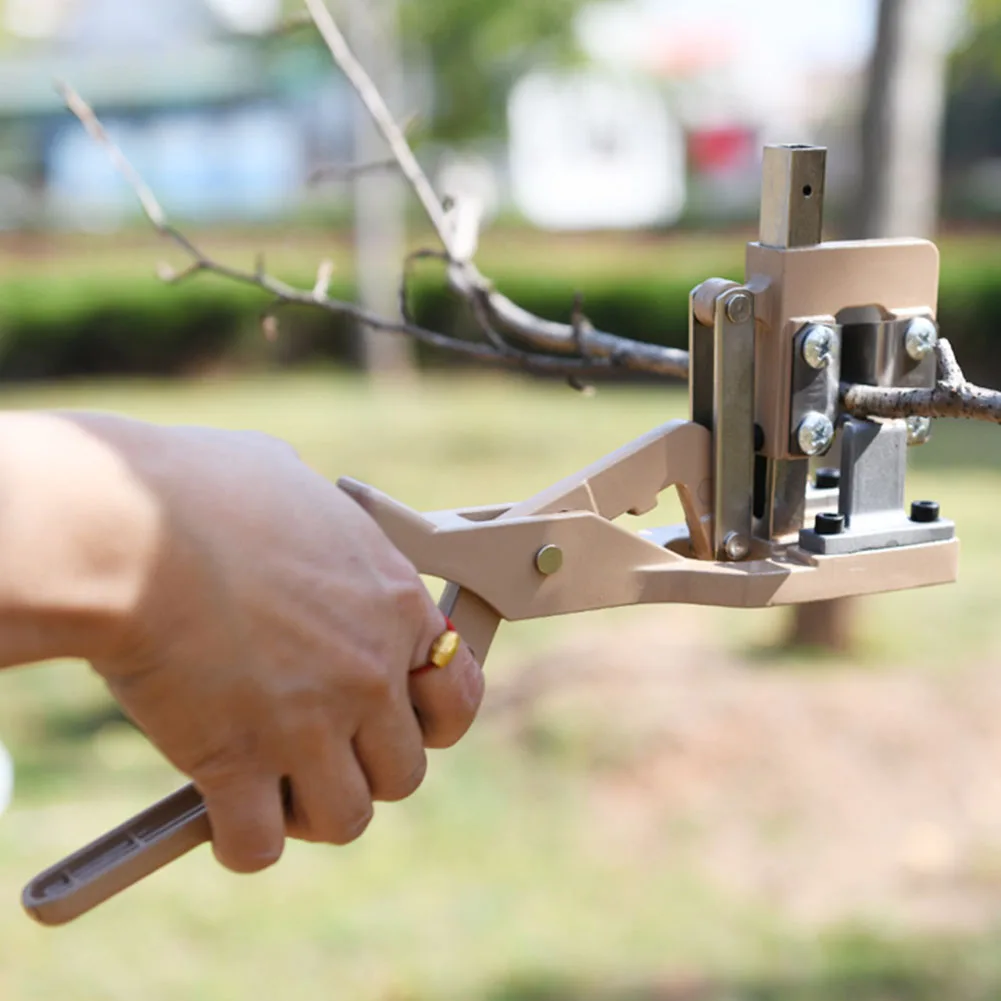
0;412;163;666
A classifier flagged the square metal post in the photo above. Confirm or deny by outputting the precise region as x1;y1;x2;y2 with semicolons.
754;145;827;540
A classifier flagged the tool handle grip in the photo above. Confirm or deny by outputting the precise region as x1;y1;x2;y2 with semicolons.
22;783;210;926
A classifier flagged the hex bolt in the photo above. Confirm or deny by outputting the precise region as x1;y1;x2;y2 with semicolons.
796;412;835;456
906;416;933;446
726;292;754;324
814;467;841;490
815;512;846;536
910;500;941;524
723;532;751;562
904;317;938;362
801;324;836;370
535;545;564;576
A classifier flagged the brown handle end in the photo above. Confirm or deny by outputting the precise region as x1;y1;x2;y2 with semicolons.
23;783;211;926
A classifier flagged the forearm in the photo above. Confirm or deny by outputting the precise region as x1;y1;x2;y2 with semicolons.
0;412;160;668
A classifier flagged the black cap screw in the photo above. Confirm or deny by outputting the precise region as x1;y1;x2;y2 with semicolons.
815;468;841;490
815;512;846;536
910;500;941;524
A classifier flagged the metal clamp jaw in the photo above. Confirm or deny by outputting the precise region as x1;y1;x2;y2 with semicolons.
20;144;959;927
689;144;955;566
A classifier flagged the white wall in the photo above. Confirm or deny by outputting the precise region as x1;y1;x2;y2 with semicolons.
508;71;686;230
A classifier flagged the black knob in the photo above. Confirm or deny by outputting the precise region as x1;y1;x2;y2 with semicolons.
815;512;846;536
815;468;841;490
910;500;940;524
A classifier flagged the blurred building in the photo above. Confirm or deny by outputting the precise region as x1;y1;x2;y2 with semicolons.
0;0;883;232
507;0;878;229
0;0;350;229
508;71;687;230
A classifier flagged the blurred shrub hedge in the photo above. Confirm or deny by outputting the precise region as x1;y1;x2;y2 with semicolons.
1;259;999;384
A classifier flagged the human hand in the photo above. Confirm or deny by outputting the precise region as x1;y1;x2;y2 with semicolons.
67;416;484;874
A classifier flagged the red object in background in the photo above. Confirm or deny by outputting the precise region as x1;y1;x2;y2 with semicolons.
689;127;758;175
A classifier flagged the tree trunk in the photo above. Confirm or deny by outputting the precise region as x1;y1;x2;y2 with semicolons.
854;0;954;239
788;0;955;653
348;0;417;380
787;597;859;655
853;0;907;240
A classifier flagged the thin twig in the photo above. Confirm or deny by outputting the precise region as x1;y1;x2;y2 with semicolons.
937;338;965;390
443;195;482;264
313;259;335;300
56;81;166;230
61;1;691;384
567;294;597;394
303;0;453;248
307;158;400;187
398;248;450;326
571;292;592;357
467;280;535;359
57;83;616;380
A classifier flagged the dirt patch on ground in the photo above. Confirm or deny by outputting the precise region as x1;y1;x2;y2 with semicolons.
489;611;1001;932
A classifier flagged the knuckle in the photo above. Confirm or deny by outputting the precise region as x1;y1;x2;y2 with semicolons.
425;708;480;750
374;755;427;803
329;804;375;846
214;838;284;875
423;718;468;751
390;577;430;626
188;738;261;789
356;660;394;702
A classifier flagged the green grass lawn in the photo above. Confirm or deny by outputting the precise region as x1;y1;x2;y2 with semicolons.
0;372;999;1000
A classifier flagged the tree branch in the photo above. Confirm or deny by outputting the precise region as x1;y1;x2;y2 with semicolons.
57;1;1001;424
56;0;691;383
301;0;691;380
841;339;1001;424
936;337;966;390
57;81;167;230
56;82;623;380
